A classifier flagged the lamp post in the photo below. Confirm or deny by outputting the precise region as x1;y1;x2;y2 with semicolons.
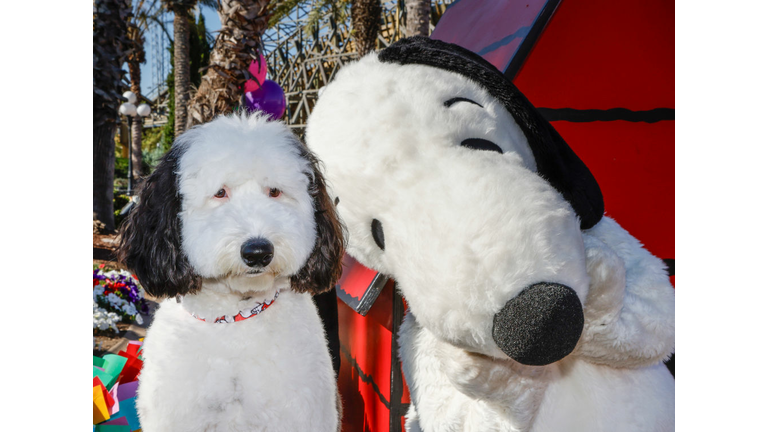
119;91;151;195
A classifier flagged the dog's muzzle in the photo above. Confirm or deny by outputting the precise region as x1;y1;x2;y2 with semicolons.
492;282;584;366
241;238;274;268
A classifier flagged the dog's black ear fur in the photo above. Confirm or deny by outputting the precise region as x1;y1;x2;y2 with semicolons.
291;142;346;295
117;144;201;298
379;36;604;229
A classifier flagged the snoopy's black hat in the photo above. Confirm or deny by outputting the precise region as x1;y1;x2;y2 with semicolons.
379;36;604;230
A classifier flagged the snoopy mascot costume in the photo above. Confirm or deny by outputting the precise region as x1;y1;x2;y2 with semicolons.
306;37;675;432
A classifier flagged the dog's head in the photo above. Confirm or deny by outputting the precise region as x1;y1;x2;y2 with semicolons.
306;37;603;365
118;113;344;299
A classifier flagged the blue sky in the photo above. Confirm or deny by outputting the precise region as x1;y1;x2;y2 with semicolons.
137;4;222;98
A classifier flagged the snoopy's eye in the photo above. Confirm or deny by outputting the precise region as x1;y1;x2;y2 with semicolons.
444;97;483;108
214;188;227;198
460;138;503;154
268;188;282;198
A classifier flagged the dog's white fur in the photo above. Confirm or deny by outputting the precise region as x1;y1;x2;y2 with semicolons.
135;114;339;432
306;54;674;431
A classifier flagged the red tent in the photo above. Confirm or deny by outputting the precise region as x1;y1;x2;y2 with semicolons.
335;1;674;430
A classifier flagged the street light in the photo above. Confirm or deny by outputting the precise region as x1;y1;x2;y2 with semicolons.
119;91;151;195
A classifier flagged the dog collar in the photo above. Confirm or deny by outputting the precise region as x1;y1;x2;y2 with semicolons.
188;290;280;324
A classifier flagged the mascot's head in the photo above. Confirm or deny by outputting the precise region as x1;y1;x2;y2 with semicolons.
306;37;604;366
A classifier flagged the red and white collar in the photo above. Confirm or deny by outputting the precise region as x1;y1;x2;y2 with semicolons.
187;290;280;324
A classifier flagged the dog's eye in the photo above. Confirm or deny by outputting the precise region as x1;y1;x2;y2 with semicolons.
268;188;282;198
214;188;227;198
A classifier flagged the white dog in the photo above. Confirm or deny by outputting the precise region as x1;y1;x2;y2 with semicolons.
306;37;674;432
118;113;344;432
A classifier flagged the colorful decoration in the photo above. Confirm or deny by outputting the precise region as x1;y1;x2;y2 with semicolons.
93;341;145;430
94;265;149;334
245;53;269;93
244;80;286;121
190;289;280;323
241;51;285;120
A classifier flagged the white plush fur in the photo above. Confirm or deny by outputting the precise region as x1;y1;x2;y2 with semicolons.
177;114;316;293
400;312;674;432
308;56;589;358
577;217;676;368
137;114;339;432
306;54;674;431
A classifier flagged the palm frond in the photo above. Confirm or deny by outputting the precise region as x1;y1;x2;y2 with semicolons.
268;0;350;34
304;0;349;34
268;0;305;28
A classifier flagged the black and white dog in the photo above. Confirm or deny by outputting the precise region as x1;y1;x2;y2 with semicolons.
119;113;344;431
307;37;674;432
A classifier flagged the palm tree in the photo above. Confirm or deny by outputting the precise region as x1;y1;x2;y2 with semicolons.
160;14;214;149
269;0;348;34
94;0;133;232
126;0;166;181
126;22;146;182
163;0;217;136
186;0;271;128
350;0;380;55
269;0;381;56
405;0;430;37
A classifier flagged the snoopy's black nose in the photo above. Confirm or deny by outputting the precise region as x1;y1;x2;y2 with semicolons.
492;282;584;366
241;238;274;268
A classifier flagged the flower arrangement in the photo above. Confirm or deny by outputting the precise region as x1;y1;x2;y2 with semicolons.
93;264;149;334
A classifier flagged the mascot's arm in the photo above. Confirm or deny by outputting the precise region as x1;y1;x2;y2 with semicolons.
400;313;546;432
576;217;675;368
436;338;549;431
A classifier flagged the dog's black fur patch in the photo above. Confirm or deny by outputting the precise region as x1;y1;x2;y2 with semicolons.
289;141;347;295
371;219;385;251
492;282;584;366
117;143;202;298
379;36;604;230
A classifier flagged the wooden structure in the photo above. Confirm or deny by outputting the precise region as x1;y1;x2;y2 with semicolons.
263;1;455;134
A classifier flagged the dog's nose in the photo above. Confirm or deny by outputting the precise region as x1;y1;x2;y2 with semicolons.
240;238;274;268
492;282;584;366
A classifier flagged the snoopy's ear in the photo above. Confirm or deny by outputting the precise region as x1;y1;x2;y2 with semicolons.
507;96;604;230
379;36;604;229
291;144;345;295
117;144;201;299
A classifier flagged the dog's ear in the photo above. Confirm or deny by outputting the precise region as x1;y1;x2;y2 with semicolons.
291;144;345;295
117;144;201;299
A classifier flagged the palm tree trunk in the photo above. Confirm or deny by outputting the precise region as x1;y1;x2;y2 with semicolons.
187;0;271;128
94;124;117;232
351;0;382;56
128;60;143;180
119;122;129;157
405;0;430;37
93;0;132;232
173;6;192;136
